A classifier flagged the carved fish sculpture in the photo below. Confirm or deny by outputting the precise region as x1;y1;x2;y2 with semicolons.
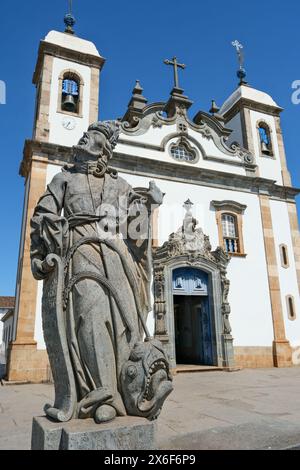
121;339;173;420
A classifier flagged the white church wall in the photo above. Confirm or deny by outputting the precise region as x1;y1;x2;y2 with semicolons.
121;123;178;147
225;113;243;147
46;162;62;183
48;57;91;147
119;172;274;347
270;199;300;361
250;110;283;185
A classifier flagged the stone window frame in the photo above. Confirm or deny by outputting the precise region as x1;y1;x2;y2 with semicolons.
279;244;290;269
168;137;199;165
211;200;247;258
57;69;85;118
256;120;275;159
286;295;296;321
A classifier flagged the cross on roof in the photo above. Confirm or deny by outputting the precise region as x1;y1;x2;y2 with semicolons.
164;57;186;89
231;40;244;69
64;0;76;34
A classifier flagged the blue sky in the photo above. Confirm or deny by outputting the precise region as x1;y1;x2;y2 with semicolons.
0;0;299;295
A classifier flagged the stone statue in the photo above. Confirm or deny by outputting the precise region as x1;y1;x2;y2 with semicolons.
30;120;173;425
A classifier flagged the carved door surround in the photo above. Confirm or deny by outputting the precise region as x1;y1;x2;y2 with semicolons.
153;224;235;369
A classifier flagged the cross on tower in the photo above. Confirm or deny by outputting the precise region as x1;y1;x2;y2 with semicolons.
164;57;186;89
231;40;244;69
64;0;76;34
231;40;247;85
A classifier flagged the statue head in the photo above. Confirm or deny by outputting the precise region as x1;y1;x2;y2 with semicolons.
73;120;121;170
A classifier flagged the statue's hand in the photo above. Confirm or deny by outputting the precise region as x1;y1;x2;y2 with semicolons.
147;181;165;206
31;256;55;281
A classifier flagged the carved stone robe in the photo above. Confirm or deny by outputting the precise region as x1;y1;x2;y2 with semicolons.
31;164;151;418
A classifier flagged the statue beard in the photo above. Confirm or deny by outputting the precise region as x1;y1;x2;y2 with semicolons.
73;145;109;176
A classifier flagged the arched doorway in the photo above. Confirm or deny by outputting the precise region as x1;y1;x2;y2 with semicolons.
152;221;235;370
173;267;214;365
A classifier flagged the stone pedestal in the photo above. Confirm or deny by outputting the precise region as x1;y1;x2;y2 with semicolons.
31;416;156;450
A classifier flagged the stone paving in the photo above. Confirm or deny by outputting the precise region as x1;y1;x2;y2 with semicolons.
1;367;300;450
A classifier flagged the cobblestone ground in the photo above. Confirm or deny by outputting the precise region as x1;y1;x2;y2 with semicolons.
1;368;300;450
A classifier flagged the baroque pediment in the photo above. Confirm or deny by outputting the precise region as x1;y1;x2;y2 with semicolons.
117;86;256;172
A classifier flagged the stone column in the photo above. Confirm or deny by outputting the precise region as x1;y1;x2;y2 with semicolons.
274;116;292;187
287;202;300;295
7;158;49;382
89;67;100;124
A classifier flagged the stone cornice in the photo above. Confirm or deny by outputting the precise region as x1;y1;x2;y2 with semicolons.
211;200;247;213
33;41;105;84
20;139;73;177
223;97;283;122
20;140;300;202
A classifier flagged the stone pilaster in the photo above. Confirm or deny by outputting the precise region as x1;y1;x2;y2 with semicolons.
7;158;49;382
287;203;300;295
274;116;292;187
34;55;53;143
89;67;100;124
259;195;292;367
240;107;260;177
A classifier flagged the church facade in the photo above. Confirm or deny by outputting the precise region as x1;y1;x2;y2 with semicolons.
7;27;300;382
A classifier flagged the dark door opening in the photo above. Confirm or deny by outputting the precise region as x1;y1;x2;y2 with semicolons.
174;295;213;365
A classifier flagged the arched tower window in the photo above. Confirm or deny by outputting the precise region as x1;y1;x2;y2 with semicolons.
258;122;273;156
58;70;84;116
62;74;79;113
221;213;240;254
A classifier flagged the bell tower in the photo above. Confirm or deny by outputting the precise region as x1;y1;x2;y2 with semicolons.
7;13;105;382
33;15;105;147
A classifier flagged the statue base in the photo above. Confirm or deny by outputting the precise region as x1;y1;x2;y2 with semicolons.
31;416;156;450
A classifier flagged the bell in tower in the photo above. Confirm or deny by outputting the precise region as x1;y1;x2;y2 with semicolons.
258;124;272;156
62;78;79;113
261;141;271;155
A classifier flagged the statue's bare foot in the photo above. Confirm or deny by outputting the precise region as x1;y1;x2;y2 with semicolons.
94;404;116;424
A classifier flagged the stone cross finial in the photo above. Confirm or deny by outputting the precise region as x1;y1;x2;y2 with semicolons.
183;199;194;213
64;0;76;34
232;40;244;68
164;57;186;89
231;40;247;85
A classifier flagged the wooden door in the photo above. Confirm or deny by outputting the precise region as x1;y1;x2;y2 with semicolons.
174;296;213;365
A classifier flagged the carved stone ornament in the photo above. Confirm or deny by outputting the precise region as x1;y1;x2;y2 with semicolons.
153;207;232;339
